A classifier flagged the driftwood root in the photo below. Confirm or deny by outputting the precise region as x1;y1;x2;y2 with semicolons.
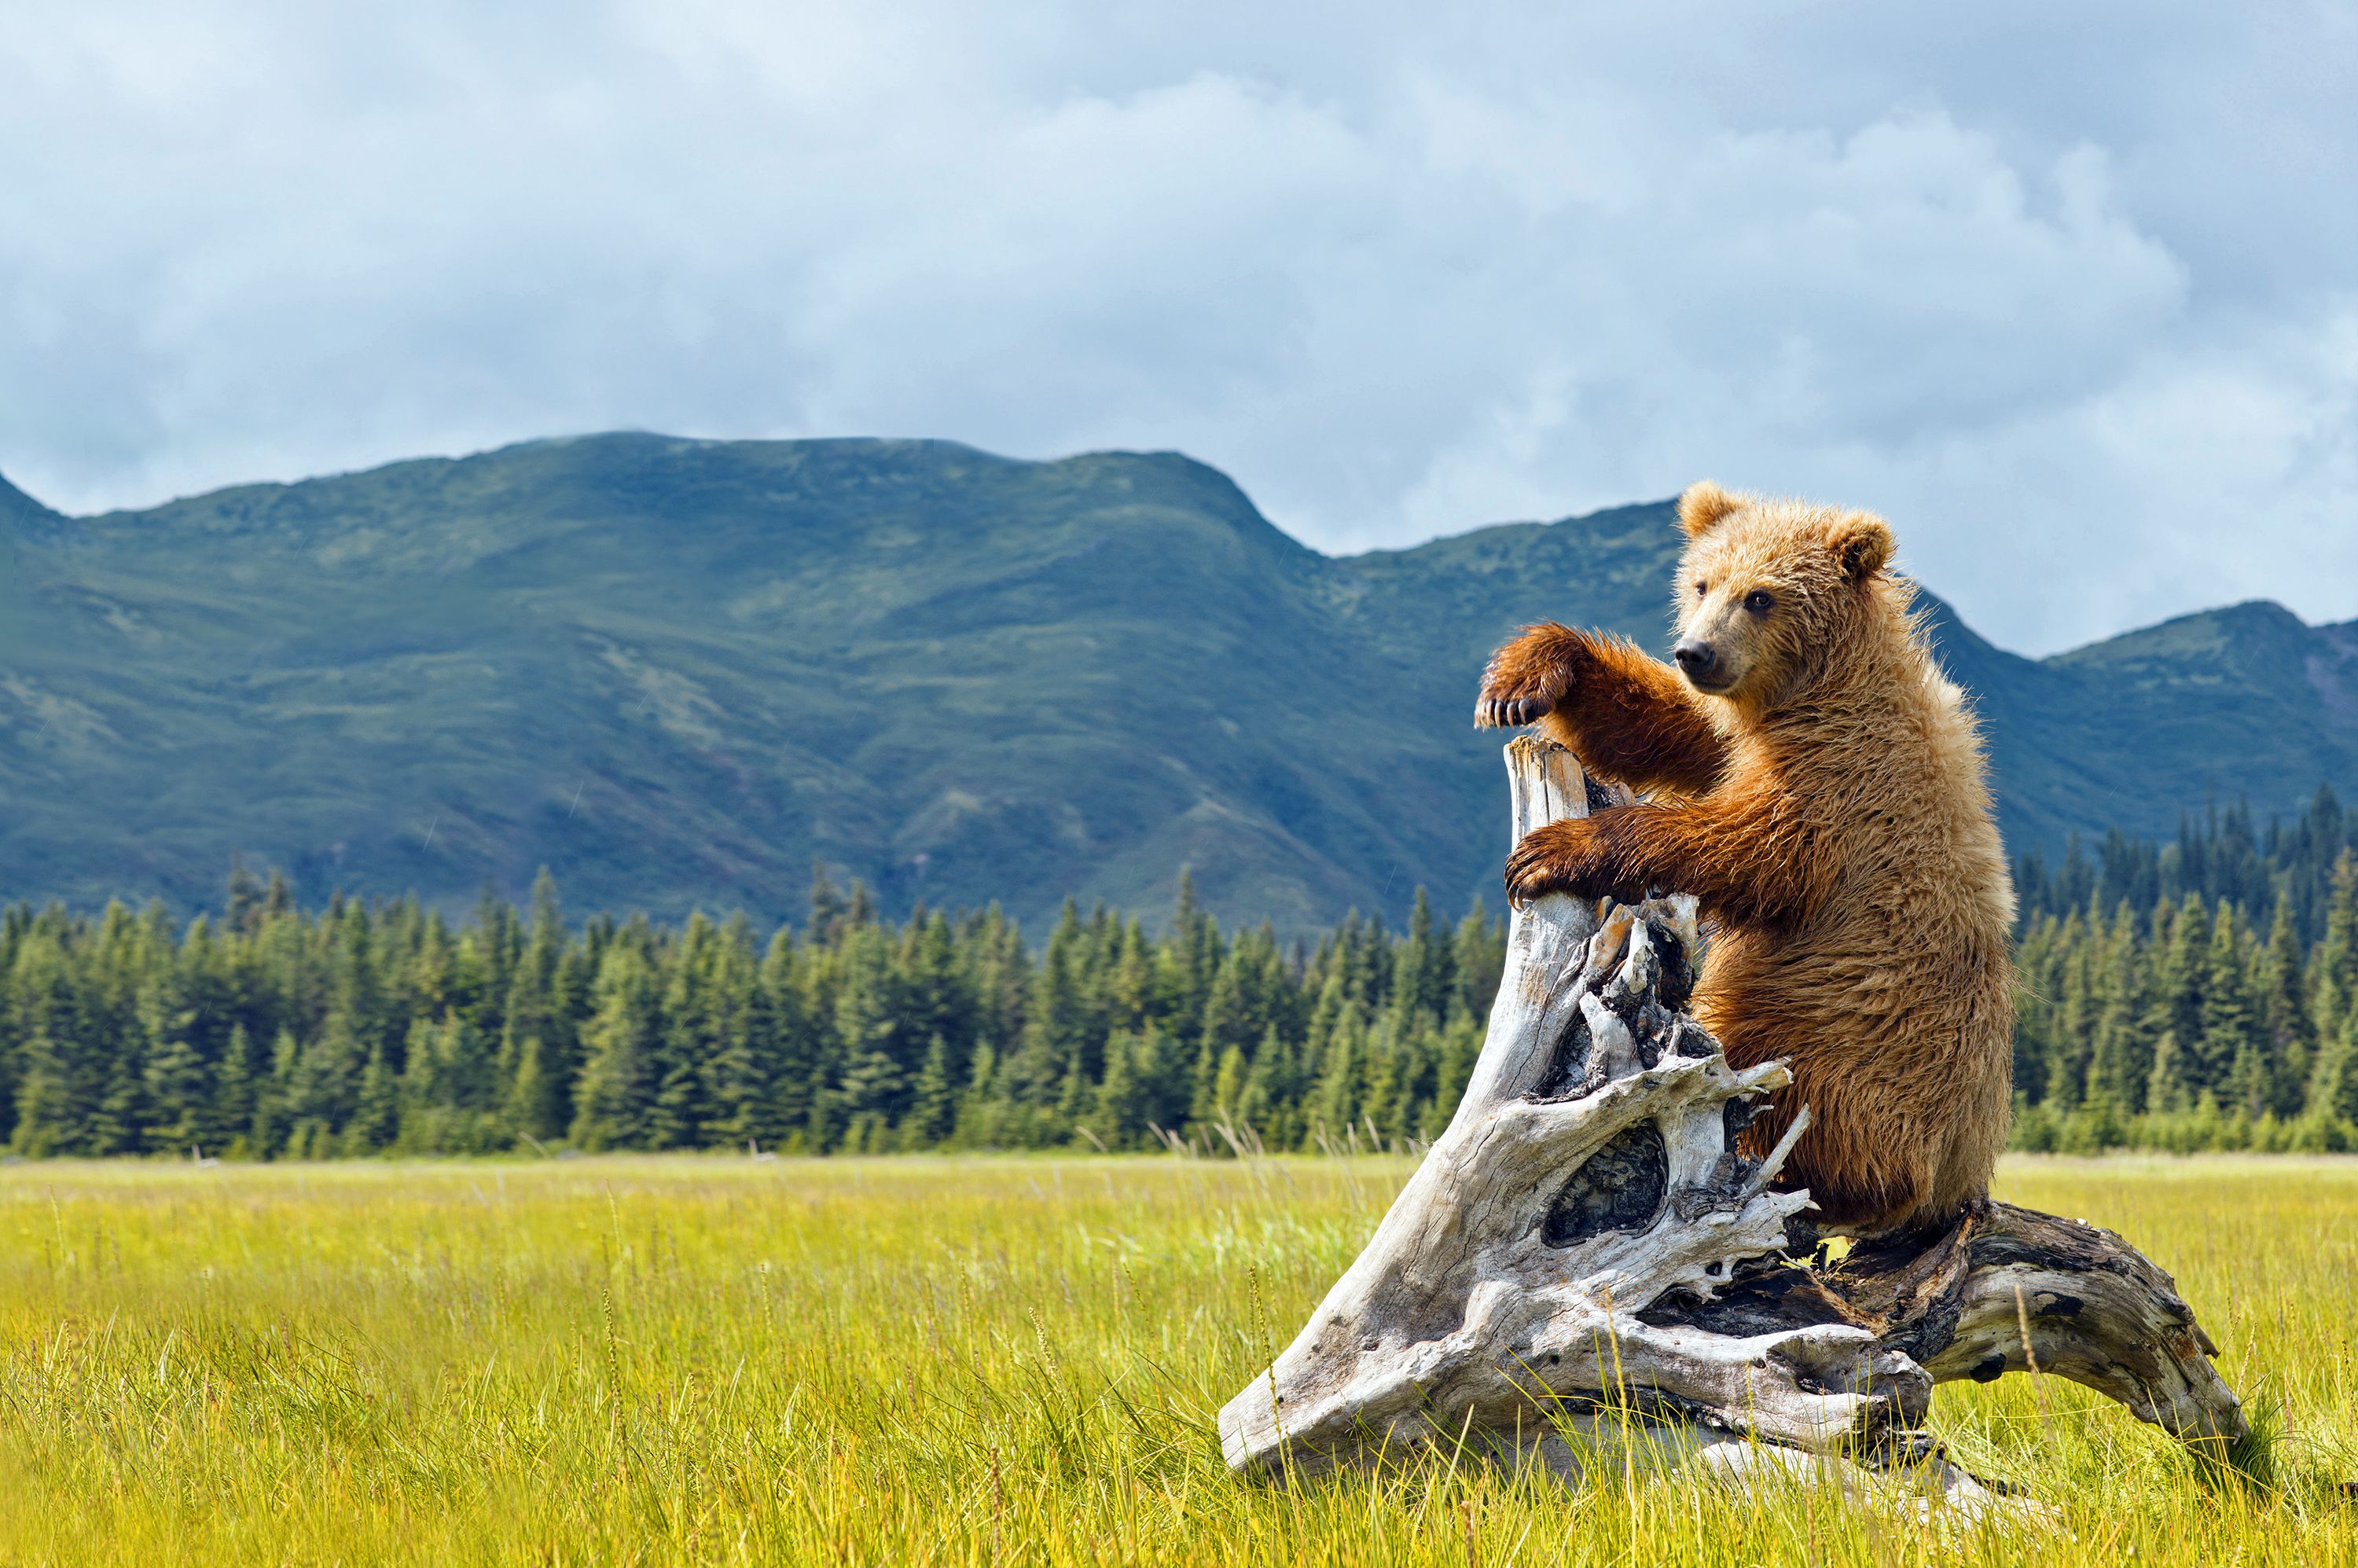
1218;737;2246;1511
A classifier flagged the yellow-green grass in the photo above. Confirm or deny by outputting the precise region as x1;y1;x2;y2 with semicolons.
0;1153;2352;1566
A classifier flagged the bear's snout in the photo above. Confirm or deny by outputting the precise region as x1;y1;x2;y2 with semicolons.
1673;639;1724;687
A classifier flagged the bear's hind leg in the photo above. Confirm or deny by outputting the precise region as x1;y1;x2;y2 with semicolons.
1745;1103;1935;1239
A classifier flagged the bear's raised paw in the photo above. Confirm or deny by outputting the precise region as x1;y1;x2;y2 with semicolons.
1475;692;1555;729
1475;622;1583;729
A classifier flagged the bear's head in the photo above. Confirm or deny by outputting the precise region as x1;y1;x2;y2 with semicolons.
1668;481;1898;710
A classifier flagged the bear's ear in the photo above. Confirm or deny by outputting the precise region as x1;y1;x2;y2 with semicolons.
1831;510;1893;582
1677;481;1743;539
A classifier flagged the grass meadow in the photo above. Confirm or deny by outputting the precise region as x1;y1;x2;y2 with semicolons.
0;1154;2353;1566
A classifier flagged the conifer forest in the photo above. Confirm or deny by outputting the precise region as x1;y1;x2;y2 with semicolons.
2;790;2354;1161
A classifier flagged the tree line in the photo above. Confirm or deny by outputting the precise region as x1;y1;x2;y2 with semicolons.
0;865;1503;1159
0;785;2350;1160
2009;788;2358;1152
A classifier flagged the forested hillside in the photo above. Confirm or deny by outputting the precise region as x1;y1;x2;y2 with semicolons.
4;434;2354;933
4;780;2355;1159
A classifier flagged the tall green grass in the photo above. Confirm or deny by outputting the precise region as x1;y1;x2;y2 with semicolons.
0;1154;2350;1564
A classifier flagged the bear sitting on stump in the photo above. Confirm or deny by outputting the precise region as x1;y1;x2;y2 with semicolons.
1477;482;2014;1239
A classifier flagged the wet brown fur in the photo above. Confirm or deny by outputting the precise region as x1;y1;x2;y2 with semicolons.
1475;482;2015;1236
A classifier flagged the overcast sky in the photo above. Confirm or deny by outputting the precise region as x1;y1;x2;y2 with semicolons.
3;1;2352;654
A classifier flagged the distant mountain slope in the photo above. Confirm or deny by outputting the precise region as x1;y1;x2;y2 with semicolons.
2;435;2352;931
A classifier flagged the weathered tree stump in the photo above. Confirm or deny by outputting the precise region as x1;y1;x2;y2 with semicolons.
1219;736;2245;1515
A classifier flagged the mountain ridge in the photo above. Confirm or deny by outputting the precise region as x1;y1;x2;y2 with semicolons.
2;435;2352;933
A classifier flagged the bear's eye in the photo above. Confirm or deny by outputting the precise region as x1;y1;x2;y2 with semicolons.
1694;580;1709;597
1744;589;1774;614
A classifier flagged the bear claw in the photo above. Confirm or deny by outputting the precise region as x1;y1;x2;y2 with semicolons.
1475;695;1553;729
1502;826;1582;907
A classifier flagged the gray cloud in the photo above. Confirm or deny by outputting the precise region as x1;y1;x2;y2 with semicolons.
2;0;2351;653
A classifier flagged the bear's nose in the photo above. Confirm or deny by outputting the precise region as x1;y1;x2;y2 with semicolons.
1673;641;1718;679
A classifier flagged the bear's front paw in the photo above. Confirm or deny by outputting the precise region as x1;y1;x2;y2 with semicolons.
1475;623;1580;729
1502;820;1598;909
1476;689;1555;729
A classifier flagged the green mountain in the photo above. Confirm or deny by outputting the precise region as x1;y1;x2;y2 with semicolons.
2;434;2352;932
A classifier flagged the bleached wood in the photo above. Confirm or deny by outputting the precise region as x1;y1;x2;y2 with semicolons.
1217;736;2246;1508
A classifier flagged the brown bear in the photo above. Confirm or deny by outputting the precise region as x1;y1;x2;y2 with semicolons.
1475;482;2014;1237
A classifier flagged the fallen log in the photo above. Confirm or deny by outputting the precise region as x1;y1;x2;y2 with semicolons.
1218;736;2245;1513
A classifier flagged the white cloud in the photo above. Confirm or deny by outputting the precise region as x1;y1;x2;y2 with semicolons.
0;0;2350;652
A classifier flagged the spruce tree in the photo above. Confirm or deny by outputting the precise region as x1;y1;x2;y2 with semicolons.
648;917;718;1150
504;1034;556;1149
1183;1031;1220;1137
904;1034;959;1149
952;1043;1003;1148
90;1037;149;1157
1210;1045;1249;1130
703;928;780;1152
144;1034;211;1155
832;924;909;1145
1313;1003;1366;1143
252;1029;301;1157
1243;1023;1302;1150
216;1023;263;1157
571;946;659;1151
2143;894;2209;1099
1090;1028;1141;1148
501;871;574;1140
2147;1030;2193;1117
2048;913;2096;1111
7;932;88;1154
1423;1013;1482;1141
2319;1012;2358;1131
2199;902;2260;1112
2085;902;2153;1114
285;1008;363;1152
350;1036;400;1153
1009;904;1093;1117
10;1025;79;1156
2257;895;2312;1117
2315;852;2358;1051
1398;889;1448;1023
753;930;812;1144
